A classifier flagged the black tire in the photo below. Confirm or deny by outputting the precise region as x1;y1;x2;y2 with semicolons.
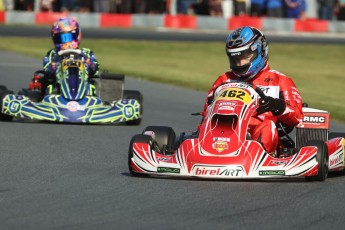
123;90;143;126
329;132;345;139
128;134;152;177
305;140;328;182
0;85;8;91
125;117;142;126
123;90;143;114
18;88;42;102
0;90;14;121
143;126;176;153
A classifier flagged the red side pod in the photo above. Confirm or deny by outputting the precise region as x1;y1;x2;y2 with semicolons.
100;14;132;28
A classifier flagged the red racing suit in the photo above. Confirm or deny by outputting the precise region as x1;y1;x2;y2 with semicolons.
202;65;304;153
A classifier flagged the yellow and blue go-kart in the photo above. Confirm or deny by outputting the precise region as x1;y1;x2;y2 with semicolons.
0;49;143;125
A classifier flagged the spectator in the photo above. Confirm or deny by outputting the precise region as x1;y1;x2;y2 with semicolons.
267;0;284;17
14;0;33;11
147;0;166;14
192;0;209;15
79;0;92;12
110;0;133;13
4;0;14;10
318;0;337;20
250;0;266;16
284;0;306;19
51;0;61;12
60;0;78;12
177;0;197;14
336;0;345;20
94;0;111;12
40;0;54;11
208;0;222;16
132;0;147;13
234;0;247;16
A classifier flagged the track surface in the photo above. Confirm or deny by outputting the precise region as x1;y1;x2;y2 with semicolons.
1;51;345;229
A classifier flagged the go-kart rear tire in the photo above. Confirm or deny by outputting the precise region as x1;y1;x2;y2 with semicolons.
329;132;345;139
123;90;143;126
125;118;142;126
0;89;14;121
0;85;8;91
123;90;143;114
143;126;176;153
305;140;328;182
128;134;152;177
18;88;42;102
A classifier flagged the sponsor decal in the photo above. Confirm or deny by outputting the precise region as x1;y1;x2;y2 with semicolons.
124;105;134;118
259;170;285;176
214;137;230;141
157;157;170;162
213;141;228;152
298;112;330;129
66;101;79;112
250;44;257;51
9;101;21;113
270;160;287;166
193;165;244;177
213;137;230;152
219;106;234;111
220;102;237;107
303;116;326;123
257;85;280;98
157;167;180;174
230;52;241;56
330;153;343;167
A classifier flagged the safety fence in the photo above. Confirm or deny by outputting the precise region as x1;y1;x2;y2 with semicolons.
1;11;345;33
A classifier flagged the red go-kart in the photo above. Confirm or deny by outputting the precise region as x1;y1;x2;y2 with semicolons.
128;82;345;181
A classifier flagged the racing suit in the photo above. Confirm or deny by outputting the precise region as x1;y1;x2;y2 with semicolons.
29;48;99;95
202;65;303;153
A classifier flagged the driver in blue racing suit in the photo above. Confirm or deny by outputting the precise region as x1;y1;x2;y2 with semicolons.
27;17;99;97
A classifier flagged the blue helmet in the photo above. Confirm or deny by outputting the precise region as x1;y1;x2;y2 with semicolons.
225;26;268;81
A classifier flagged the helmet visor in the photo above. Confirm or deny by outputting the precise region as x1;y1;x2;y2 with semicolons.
52;31;79;45
228;48;258;69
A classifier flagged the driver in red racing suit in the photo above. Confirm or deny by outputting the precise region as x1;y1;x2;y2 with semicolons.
202;26;303;155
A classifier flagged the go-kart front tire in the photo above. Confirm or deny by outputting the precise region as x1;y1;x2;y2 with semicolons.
0;89;14;121
18;88;42;102
305;140;328;182
128;134;152;177
143;126;176;154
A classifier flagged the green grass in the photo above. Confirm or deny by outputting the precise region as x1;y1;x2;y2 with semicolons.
0;37;344;122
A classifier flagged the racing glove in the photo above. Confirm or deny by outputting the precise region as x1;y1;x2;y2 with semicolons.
256;96;286;116
80;51;98;76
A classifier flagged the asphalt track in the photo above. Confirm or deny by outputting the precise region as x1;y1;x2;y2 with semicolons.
1;29;345;229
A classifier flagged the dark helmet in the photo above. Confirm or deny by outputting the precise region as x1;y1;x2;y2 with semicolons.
51;17;81;51
225;26;268;81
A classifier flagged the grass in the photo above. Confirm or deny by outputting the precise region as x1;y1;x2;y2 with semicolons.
0;37;344;122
